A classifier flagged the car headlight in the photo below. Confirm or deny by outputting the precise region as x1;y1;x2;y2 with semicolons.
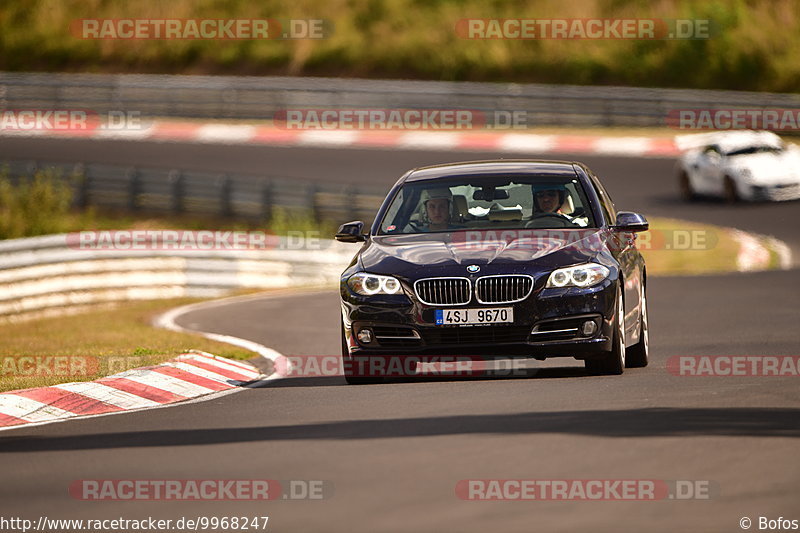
347;272;403;295
546;263;610;288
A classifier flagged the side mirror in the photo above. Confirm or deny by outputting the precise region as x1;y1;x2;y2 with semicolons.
612;211;649;233
335;221;368;243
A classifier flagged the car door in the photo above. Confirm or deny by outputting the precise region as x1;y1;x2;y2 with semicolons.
589;174;641;341
694;144;725;195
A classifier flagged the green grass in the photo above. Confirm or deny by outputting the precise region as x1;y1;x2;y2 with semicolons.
639;217;743;276
1;0;798;92
0;298;257;393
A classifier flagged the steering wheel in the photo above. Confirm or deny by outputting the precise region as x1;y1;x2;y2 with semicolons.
524;213;578;228
405;221;425;232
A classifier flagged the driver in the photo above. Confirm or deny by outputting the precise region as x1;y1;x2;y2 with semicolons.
533;183;568;215
530;183;586;227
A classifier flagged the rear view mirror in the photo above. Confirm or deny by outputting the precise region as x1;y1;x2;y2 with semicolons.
473;188;510;201
335;221;367;243
612;212;649;232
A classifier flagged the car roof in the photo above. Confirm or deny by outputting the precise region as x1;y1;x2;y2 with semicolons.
675;130;783;153
402;160;581;183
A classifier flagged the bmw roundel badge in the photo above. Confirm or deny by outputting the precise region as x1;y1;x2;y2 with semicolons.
467;265;480;273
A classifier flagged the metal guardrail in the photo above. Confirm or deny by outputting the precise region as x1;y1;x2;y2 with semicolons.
0;233;354;318
2;72;799;127
1;159;386;222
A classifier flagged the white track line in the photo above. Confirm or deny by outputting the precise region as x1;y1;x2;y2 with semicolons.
155;291;290;382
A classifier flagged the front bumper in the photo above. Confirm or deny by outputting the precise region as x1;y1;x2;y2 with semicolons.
749;182;800;202
341;278;617;360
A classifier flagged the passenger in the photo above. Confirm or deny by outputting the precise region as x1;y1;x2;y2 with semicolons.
422;188;462;231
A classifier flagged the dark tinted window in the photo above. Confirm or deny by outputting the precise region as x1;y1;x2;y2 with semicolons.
587;172;616;225
378;175;597;234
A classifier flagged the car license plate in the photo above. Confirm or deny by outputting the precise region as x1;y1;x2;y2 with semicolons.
435;307;513;326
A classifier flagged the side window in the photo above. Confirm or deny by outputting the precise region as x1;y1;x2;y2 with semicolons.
380;189;404;232
589;174;616;226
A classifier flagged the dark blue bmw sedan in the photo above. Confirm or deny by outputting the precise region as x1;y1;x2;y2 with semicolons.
336;160;649;383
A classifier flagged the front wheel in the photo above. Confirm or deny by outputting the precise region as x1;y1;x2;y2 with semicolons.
679;171;696;202
585;287;625;375
723;176;739;204
625;286;649;368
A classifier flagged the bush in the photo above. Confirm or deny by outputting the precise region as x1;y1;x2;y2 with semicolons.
1;0;798;91
0;170;75;239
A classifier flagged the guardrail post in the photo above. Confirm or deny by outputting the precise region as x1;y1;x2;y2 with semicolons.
343;185;357;221
307;183;319;221
218;174;232;217
260;179;272;222
169;170;184;214
74;163;90;209
603;100;614;127
126;167;140;211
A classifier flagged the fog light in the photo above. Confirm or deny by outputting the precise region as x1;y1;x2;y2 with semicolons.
357;328;373;344
581;320;598;336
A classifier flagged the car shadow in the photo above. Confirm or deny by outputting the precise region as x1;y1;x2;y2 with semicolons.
1;407;798;452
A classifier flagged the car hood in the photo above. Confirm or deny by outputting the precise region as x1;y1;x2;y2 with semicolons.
726;151;800;183
359;229;607;278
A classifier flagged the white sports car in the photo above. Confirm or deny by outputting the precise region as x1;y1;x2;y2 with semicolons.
675;130;800;202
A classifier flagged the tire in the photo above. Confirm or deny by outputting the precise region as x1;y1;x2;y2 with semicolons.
723;176;739;204
625;286;649;368
341;322;383;385
679;171;696;202
585;287;625;375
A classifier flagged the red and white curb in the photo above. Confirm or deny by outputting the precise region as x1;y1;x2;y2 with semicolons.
0;351;264;430
0;121;680;158
731;229;793;271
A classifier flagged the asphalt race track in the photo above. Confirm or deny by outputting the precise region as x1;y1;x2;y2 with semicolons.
2;136;799;255
1;137;799;532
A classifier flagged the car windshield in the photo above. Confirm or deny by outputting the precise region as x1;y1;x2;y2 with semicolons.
726;145;784;156
378;175;597;234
